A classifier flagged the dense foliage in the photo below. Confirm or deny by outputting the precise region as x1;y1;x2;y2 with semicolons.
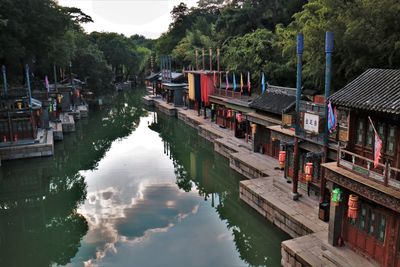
1;0;399;93
157;0;400;91
0;0;153;93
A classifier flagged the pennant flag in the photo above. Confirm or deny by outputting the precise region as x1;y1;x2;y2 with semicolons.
247;72;251;93
240;73;244;93
225;71;229;91
261;72;266;95
327;101;337;133
219;71;222;89
45;75;50;93
368;117;383;168
182;67;185;77
213;71;217;87
233;73;237;91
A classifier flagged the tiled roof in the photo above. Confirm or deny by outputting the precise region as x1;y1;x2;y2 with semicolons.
330;69;400;114
145;72;160;81
249;85;296;115
157;72;184;82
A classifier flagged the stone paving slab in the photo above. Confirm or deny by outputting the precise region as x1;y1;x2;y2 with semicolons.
282;233;378;267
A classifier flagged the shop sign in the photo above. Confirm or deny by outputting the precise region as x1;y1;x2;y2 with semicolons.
303;113;319;133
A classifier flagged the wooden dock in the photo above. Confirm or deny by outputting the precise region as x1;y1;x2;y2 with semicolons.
0;129;54;160
50;121;63;141
60;113;76;133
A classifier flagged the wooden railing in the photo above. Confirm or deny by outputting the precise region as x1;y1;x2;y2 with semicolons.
337;147;400;190
212;88;249;100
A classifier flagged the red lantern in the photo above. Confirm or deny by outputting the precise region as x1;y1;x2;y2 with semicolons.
304;162;313;182
347;194;359;219
278;151;286;169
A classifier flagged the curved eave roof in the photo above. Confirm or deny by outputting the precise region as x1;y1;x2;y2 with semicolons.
330;69;400;115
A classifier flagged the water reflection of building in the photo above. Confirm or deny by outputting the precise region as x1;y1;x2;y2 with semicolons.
148;110;289;266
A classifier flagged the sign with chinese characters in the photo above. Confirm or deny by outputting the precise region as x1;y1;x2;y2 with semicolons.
303;113;319;133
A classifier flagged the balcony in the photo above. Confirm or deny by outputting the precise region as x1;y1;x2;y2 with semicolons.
212;88;252;101
335;147;400;190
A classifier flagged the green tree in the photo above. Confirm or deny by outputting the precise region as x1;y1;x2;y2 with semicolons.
278;0;400;90
222;28;294;91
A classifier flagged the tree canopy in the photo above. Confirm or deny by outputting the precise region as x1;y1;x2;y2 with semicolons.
0;0;153;93
155;0;400;92
1;0;399;94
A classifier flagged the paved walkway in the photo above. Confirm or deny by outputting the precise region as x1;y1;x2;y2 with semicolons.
147;96;379;267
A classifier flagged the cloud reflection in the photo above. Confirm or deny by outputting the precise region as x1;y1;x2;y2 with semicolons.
78;183;200;266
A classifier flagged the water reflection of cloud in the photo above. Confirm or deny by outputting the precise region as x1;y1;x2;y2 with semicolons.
77;183;200;266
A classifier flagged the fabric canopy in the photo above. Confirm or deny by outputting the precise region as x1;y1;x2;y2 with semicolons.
194;74;201;103
201;74;215;106
188;73;195;100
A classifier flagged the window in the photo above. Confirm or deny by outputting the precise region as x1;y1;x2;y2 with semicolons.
386;126;396;155
366;123;374;148
356;119;364;145
377;215;386;242
359;205;367;231
368;209;376;235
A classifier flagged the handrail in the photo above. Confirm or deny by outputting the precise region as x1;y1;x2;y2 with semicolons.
338;147;400;189
340;148;386;168
212;88;243;99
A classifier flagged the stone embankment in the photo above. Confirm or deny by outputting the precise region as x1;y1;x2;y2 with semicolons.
144;95;378;267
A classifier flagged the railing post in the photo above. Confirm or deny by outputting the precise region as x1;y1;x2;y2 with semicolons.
336;144;340;167
384;161;389;186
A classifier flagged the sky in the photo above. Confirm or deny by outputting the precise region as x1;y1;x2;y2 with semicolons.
58;0;198;39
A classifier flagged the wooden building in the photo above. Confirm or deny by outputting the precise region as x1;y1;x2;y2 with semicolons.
145;72;160;95
322;69;400;266
0;89;40;143
248;85;296;158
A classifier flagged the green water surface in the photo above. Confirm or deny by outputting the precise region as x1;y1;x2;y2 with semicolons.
0;90;288;267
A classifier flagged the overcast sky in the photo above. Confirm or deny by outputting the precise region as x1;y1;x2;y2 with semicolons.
58;0;198;39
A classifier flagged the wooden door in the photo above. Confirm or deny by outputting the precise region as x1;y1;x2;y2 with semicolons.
272;140;280;159
344;203;390;266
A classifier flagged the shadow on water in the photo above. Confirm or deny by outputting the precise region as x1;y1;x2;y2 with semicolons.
148;110;290;267
0;90;148;267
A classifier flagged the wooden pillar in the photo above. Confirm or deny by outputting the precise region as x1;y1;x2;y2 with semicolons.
292;137;300;200
320;146;328;202
328;186;344;246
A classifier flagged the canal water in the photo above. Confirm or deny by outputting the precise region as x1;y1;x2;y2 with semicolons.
0;90;289;267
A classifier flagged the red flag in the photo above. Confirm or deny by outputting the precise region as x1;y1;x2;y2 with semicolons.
368;117;382;168
374;132;382;168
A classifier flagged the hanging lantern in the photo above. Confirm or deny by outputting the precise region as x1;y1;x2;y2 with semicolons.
278;151;286;169
16;101;22;109
304;162;313;182
57;94;63;103
331;188;342;206
251;123;257;135
347;194;359;219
